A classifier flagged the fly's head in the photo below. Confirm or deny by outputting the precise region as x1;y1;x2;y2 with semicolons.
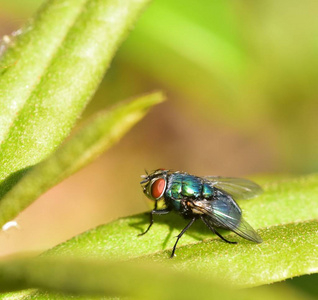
140;169;169;201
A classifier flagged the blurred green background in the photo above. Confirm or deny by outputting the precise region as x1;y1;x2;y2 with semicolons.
0;0;317;296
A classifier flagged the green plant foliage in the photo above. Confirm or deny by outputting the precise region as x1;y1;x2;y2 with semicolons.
0;173;305;298
41;219;318;287
0;0;151;199
0;92;164;226
0;0;317;299
0;256;314;300
0;145;317;297
46;174;318;262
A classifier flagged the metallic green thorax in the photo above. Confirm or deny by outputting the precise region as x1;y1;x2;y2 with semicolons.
165;173;214;211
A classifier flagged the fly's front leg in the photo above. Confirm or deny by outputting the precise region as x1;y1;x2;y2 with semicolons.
138;205;170;236
170;217;197;258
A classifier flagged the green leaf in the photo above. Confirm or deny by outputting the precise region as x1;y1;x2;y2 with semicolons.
0;91;165;227
0;257;313;300
43;219;318;288
0;174;317;298
41;174;318;286
0;0;150;197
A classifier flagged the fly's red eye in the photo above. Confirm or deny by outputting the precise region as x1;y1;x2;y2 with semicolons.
151;178;166;199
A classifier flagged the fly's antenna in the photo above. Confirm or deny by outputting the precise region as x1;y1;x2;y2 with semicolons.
140;169;149;184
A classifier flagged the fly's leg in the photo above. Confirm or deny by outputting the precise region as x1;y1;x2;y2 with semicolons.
200;216;237;244
138;201;158;236
170;217;197;258
212;228;237;244
138;208;170;236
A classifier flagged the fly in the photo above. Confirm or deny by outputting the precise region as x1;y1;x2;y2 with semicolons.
139;169;262;258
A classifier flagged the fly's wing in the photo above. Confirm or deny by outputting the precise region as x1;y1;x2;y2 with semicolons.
203;176;262;200
194;196;262;243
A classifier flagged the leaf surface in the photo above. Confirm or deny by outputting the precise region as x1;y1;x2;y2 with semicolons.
0;174;317;298
0;92;164;226
0;0;150;198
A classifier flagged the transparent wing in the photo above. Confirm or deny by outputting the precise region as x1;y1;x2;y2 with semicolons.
194;196;262;243
203;176;263;200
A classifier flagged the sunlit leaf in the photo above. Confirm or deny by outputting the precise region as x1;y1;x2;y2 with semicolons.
42;174;318;287
0;174;317;298
0;256;313;300
0;0;151;199
0;91;164;227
